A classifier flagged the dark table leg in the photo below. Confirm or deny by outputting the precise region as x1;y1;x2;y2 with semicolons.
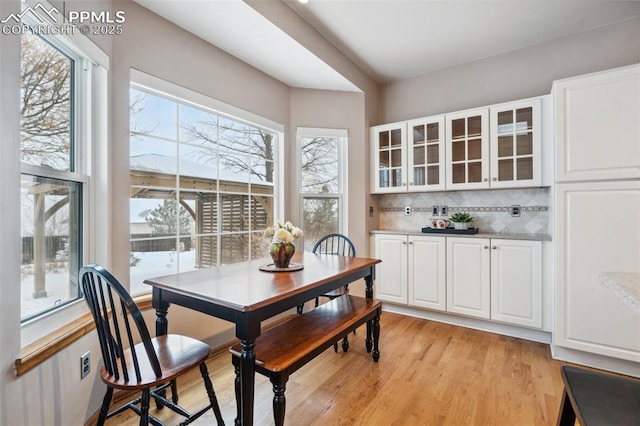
239;339;256;425
153;288;169;336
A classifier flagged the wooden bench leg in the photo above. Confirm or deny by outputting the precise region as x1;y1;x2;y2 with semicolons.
372;309;381;362
556;390;576;426
365;321;373;353
271;374;288;426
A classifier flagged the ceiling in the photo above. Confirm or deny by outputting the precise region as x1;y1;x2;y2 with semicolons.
133;0;640;91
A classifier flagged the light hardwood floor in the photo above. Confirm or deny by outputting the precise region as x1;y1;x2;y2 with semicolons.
100;312;568;425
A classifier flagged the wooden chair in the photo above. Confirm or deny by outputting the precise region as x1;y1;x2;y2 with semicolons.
557;365;640;426
297;233;357;352
80;264;225;425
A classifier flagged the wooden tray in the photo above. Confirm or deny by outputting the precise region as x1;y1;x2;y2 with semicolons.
421;227;479;235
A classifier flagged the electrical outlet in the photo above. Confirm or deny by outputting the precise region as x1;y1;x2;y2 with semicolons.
369;206;374;217
80;351;90;379
440;205;448;216
404;206;412;216
510;205;521;217
431;205;439;216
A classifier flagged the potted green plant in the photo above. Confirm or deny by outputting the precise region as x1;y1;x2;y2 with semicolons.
449;212;473;230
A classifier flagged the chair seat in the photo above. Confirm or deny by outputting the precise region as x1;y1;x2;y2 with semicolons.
101;334;211;390
559;365;640;426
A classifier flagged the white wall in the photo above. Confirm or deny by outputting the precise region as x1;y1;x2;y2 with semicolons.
380;16;640;123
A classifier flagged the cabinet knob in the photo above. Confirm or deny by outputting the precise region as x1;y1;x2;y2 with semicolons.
402;241;407;245
408;241;413;245
492;245;497;250
484;245;488;249
492;177;497;181
483;178;488;182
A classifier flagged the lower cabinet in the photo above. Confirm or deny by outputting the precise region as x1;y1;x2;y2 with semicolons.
373;234;446;310
373;233;542;329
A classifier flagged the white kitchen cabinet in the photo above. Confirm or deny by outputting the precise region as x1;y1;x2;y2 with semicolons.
446;237;542;326
445;108;490;190
406;116;446;191
554;181;640;362
489;98;542;188
371;121;407;193
373;234;446;310
554;63;640;182
446;237;491;318
490;239;542;328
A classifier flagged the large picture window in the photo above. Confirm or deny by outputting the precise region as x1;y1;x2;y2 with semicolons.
20;31;86;322
129;84;278;294
298;128;348;251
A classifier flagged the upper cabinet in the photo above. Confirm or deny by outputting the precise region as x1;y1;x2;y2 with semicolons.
445;108;489;190
371;121;407;193
489;99;542;188
407;116;446;191
371;96;546;193
371;116;445;193
554;63;640;182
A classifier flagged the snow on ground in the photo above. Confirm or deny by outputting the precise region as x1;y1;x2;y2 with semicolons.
21;250;198;318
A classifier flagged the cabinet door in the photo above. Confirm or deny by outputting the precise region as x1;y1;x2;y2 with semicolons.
446;108;489;190
555;181;640;362
554;64;640;182
408;236;446;310
373;234;408;304
407;116;445;191
490;99;541;188
371;122;407;193
446;237;491;318
490;239;542;328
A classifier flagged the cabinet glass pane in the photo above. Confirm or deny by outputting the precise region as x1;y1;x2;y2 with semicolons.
497;110;513;128
517;133;533;155
412;125;425;144
468;162;482;182
468;139;482;160
379;131;389;148
426;123;439;141
391;148;402;167
414;167;425;186
379;170;389;188
451;118;465;139
498;135;513;157
427;144;439;164
452;141;465;161
516;107;533;130
391;169;402;186
413;146;425;165
427;166;439;185
468;116;482;136
498;159;514;181
379;151;389;168
452;163;465;183
390;129;402;147
517;158;533;180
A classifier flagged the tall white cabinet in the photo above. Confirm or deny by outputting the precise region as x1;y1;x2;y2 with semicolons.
553;64;640;365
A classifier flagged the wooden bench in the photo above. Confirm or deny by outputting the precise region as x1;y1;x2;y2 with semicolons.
230;295;382;426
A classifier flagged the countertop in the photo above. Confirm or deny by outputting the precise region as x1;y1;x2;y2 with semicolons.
370;229;552;242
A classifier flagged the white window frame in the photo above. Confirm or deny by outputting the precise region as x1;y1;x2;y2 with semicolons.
296;127;349;249
129;70;285;293
18;0;109;346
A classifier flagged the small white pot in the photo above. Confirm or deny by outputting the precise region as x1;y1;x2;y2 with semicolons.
453;222;469;230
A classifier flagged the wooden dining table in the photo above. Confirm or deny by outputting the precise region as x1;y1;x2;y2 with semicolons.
144;252;381;425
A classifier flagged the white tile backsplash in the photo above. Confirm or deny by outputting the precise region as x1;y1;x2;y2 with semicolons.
377;187;550;234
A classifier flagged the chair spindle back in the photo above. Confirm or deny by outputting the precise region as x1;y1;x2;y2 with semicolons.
312;233;356;257
80;264;162;383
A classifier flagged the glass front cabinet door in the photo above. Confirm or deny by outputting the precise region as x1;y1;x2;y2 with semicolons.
407;116;445;191
489;99;541;188
445;108;489;190
372;122;407;193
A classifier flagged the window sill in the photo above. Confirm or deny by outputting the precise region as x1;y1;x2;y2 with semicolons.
15;294;153;376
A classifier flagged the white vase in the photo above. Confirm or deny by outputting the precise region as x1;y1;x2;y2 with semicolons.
454;222;469;230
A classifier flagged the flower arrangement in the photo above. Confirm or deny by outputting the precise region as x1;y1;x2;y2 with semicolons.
264;221;304;269
264;221;303;244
